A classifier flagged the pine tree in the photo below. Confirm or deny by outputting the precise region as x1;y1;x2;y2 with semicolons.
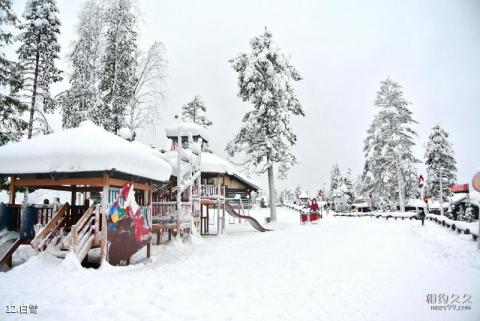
329;164;341;198
341;168;355;207
59;0;105;129
329;164;344;211
182;95;212;127
424;124;457;199
98;0;137;134
362;78;419;212
17;0;62;138
227;28;304;222
0;0;27;145
181;95;213;151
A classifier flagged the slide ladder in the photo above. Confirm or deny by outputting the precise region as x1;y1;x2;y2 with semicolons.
31;203;71;252
225;201;271;232
31;203;101;262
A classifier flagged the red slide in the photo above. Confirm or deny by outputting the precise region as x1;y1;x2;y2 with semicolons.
225;203;271;232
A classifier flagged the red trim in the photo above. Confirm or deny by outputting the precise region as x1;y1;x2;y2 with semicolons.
450;184;469;193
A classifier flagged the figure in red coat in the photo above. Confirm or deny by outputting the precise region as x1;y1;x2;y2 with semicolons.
310;199;319;213
309;198;320;222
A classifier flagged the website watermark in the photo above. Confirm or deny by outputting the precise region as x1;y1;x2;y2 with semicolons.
426;293;472;311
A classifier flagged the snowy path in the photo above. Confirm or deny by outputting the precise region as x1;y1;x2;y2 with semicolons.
1;208;479;321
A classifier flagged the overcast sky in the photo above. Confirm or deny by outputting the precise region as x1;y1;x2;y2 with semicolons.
10;0;480;194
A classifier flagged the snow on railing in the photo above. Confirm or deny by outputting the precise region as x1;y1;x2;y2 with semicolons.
192;184;225;199
426;214;479;238
152;201;197;225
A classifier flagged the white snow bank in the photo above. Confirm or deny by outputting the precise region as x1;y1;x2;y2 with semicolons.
165;122;209;142
0;121;172;182
1;207;479;321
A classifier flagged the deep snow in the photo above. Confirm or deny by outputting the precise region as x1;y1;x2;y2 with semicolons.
1;207;479;321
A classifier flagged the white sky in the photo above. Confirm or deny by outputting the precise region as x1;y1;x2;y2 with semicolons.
9;0;480;194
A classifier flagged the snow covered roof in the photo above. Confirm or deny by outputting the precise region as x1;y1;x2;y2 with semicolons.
449;193;468;205
160;151;259;191
0;121;172;183
165;122;209;142
298;191;309;199
353;201;370;208
429;200;449;209
405;199;427;208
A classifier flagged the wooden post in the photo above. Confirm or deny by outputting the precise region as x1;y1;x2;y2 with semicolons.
9;175;16;204
101;172;110;265
71;186;77;206
100;205;108;265
71;224;78;254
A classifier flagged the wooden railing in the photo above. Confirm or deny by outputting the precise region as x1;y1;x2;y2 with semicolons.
192;185;225;199
31;203;70;251
152;201;194;225
36;205;55;226
70;204;97;262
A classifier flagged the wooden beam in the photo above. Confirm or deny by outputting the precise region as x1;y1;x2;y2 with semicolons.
9;175;16;204
71;185;77;206
108;177;150;190
29;185;103;192
15;177;104;188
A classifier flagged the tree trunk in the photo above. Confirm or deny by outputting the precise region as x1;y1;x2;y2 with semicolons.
439;167;444;216
27;44;41;139
267;163;277;222
397;169;405;213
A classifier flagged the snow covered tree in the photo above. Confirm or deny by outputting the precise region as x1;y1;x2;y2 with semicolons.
341;168;355;207
182;95;212;127
424;124;457;199
58;0;105;129
227;28;304;222
127;41;167;140
98;0;137;134
181;94;213;151
0;0;27;145
329;164;341;199
16;0;62;138
362;78;419;212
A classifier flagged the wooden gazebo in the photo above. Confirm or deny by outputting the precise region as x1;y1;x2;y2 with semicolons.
0;122;171;267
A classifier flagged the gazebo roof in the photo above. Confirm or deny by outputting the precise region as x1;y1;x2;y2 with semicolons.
0;121;172;184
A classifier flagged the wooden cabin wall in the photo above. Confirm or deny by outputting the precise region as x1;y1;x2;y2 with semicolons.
203;175;247;190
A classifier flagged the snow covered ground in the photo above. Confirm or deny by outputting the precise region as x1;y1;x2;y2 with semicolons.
1;207;479;321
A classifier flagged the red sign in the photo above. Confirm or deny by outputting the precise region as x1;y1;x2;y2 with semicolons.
450;184;469;193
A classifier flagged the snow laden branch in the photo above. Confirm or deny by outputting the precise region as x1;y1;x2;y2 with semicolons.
226;28;304;222
126;41;167;140
424;124;457;199
362;78;419;211
16;0;62;138
226;28;304;179
58;0;106;129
